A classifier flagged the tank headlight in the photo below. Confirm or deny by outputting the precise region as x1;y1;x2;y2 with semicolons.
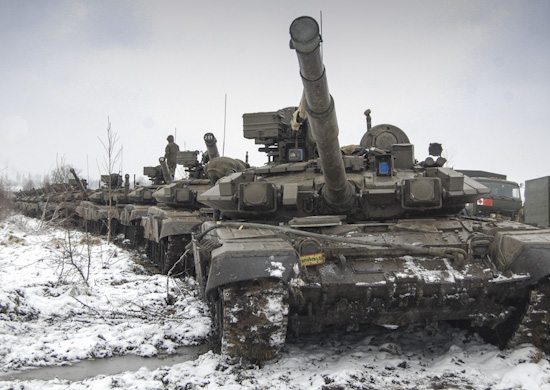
174;188;195;203
238;182;277;212
402;178;442;208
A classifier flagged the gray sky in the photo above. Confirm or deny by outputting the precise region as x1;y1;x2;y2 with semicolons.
1;0;549;189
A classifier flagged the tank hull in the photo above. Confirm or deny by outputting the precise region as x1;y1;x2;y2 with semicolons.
193;217;550;360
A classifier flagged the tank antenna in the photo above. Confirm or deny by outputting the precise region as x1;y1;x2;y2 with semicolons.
222;94;227;156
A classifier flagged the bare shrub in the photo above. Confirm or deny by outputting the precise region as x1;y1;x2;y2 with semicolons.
0;176;14;222
49;155;71;184
54;227;92;287
98;118;122;244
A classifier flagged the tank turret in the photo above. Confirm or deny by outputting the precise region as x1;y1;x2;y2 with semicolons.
198;16;488;221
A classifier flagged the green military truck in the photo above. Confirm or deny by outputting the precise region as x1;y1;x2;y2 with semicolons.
459;170;523;219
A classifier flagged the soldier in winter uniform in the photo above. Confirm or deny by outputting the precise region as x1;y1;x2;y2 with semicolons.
165;135;180;178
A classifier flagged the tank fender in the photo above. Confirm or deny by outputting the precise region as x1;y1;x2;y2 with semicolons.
204;239;299;297
158;217;203;240
489;228;550;283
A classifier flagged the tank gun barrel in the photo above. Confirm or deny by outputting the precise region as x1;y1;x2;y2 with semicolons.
69;168;88;199
159;157;173;184
289;16;354;212
204;133;220;160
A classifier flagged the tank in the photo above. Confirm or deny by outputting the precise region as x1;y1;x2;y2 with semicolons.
76;173;131;235
119;174;159;249
190;16;550;362
119;159;178;248
141;133;245;274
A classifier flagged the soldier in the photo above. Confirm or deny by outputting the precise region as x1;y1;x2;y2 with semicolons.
165;135;180;178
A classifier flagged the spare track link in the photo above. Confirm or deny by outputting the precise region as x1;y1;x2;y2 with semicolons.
510;277;550;353
219;279;289;362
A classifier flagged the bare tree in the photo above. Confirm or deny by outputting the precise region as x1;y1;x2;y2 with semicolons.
98;118;122;244
49;154;75;184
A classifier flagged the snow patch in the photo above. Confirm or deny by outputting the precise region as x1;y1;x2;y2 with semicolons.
2;215;550;389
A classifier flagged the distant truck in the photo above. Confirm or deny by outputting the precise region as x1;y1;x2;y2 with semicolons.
458;170;522;219
524;176;550;227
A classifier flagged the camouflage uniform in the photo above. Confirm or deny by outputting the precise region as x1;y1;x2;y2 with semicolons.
165;135;180;177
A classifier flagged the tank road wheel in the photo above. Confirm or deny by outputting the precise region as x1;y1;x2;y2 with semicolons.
508;277;550;353
217;279;289;362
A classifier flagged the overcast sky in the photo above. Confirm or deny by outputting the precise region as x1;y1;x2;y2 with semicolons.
1;0;549;189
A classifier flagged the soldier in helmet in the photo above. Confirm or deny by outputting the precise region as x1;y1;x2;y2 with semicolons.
165;135;180;178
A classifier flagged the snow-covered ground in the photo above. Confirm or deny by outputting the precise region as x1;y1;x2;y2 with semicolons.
1;214;549;389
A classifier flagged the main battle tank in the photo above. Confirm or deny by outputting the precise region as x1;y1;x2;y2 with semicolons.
190;16;550;362
141;133;246;274
76;173;131;235
118;166;166;248
118;147;204;248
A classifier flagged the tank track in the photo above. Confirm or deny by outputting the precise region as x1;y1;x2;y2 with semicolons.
164;236;191;276
145;236;193;276
509;276;550;353
122;223;144;248
218;279;289;362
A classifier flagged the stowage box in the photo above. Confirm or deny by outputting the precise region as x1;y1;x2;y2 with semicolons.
525;176;550;227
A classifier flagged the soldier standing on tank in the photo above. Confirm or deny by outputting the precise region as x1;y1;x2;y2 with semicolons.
165;135;180;178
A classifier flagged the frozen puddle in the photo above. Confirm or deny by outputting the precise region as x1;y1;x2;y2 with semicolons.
0;345;209;382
